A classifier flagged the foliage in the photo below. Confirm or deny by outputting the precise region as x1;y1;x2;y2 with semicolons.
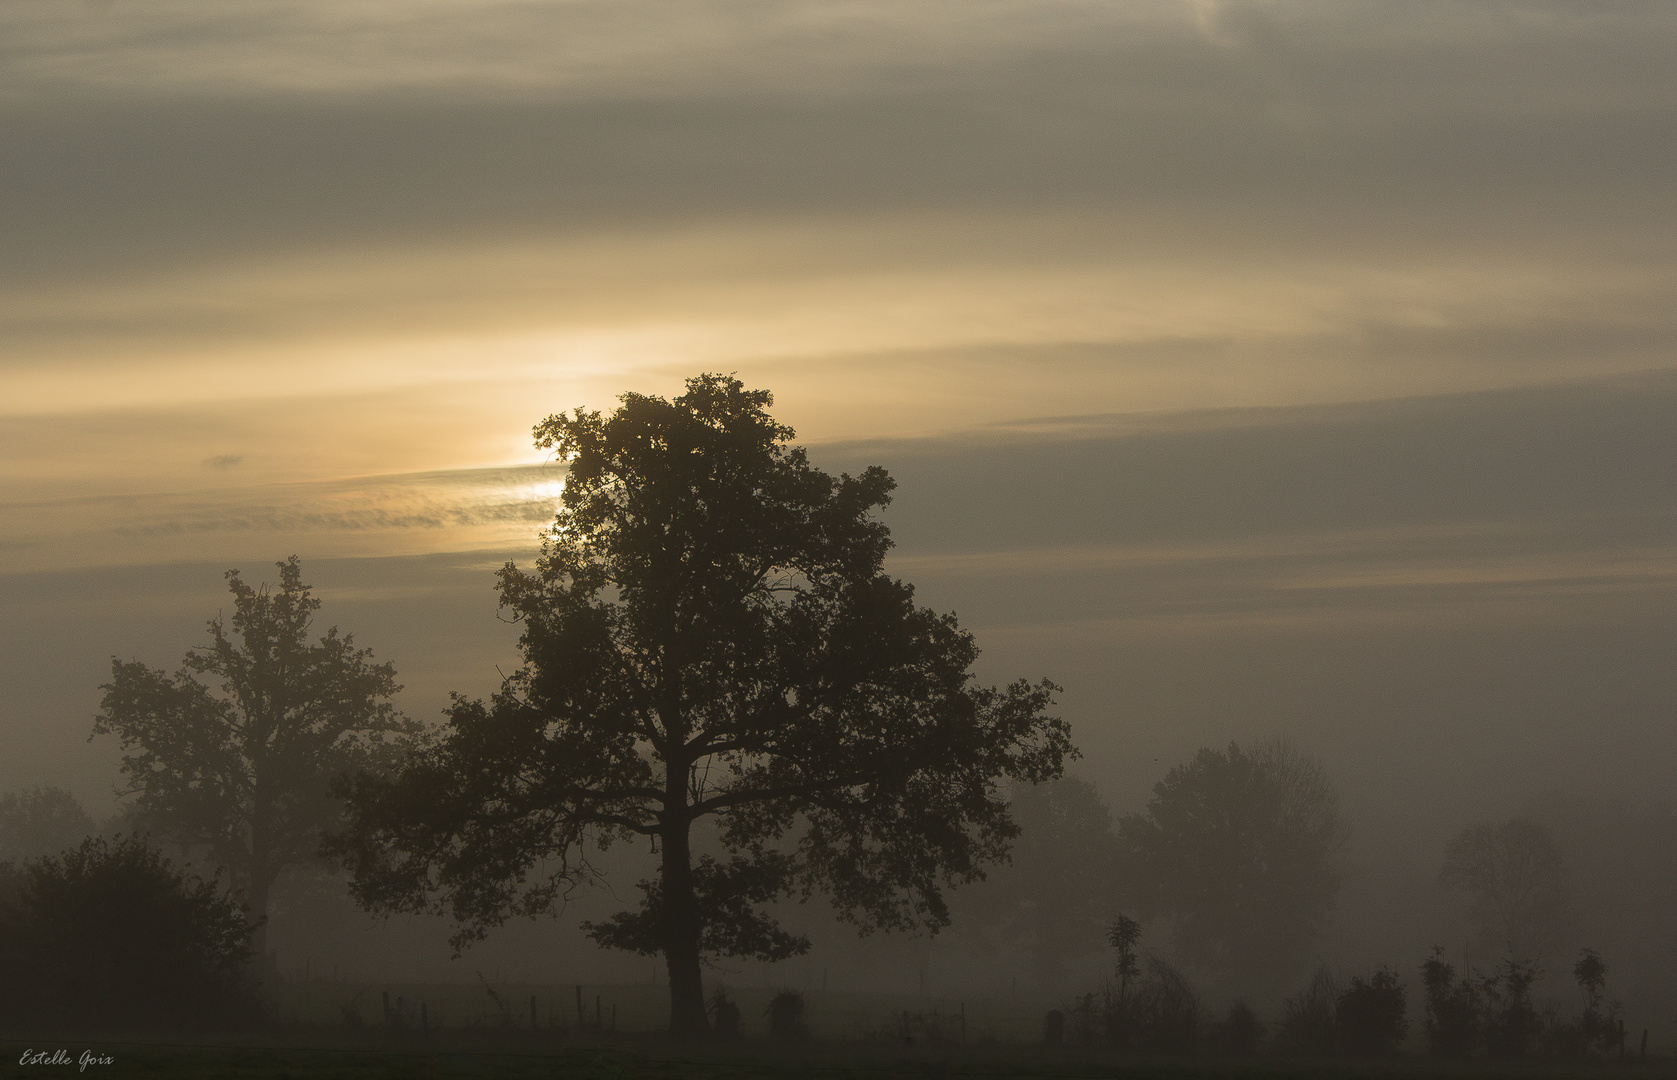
707;989;741;1038
0;786;96;863
1101;913;1143;1049
1126;954;1201;1053
1420;947;1479;1058
1280;966;1339;1055
958;777;1121;989
94;557;417;945
1118;739;1345;981
1567;948;1620;1055
1478;957;1543;1060
765;990;806;1040
0;835;257;1029
331;375;1073;1034
1108;913;1142;994
1439;818;1569;958
1337;968;1407;1056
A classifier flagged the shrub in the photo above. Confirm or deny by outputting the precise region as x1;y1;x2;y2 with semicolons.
1337;968;1406;1056
1421;947;1480;1058
1281;966;1339;1054
1480;958;1542;1060
0;835;258;1030
708;989;741;1038
766;989;805;1040
1209;1000;1263;1055
1129;955;1200;1052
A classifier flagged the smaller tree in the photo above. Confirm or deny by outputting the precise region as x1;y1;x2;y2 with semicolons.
1118;739;1345;982
958;777;1121;989
1103;913;1143;1048
1571;948;1619;1054
0;786;95;862
1439;818;1569;958
0;835;257;1029
94;556;418;951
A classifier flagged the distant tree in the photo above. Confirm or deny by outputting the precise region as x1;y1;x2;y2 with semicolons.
93;556;417;951
0;835;256;1029
330;374;1073;1035
959;776;1121;989
1439;818;1569;958
0;785;95;862
1118;739;1345;981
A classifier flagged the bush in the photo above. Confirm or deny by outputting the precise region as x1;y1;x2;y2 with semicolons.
766;989;805;1040
1281;966;1339;1054
1208;1000;1262;1055
1129;955;1200;1052
1337;968;1406;1056
0;834;258;1030
708;989;741;1038
1420;947;1480;1058
1480;958;1542;1060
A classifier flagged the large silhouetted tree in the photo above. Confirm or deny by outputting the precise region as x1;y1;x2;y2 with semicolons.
331;374;1073;1035
1119;739;1344;982
94;557;417;951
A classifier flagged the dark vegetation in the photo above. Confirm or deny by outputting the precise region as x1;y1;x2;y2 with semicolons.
0;835;258;1030
0;375;1671;1075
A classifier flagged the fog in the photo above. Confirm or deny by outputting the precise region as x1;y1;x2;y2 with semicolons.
2;0;1674;1060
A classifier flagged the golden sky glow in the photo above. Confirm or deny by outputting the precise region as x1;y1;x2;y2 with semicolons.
4;0;1676;836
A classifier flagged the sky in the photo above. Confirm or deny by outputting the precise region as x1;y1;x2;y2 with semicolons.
3;0;1676;897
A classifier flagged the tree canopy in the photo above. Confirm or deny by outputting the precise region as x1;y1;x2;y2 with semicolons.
331;374;1073;1035
1439;817;1570;958
94;556;417;949
957;776;1120;990
1118;739;1344;982
0;786;96;863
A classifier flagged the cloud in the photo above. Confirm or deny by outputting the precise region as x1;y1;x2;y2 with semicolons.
203;453;244;469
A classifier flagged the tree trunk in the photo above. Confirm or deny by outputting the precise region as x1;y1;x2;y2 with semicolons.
660;781;708;1036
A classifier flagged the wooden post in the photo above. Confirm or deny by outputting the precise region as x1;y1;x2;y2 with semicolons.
611;1003;617;1032
382;991;390;1025
420;1001;428;1033
531;994;538;1030
396;996;404;1029
575;985;584;1028
595;994;602;1031
1641;1029;1648;1056
961;1002;966;1043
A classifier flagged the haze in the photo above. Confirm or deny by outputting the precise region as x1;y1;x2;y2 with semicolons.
2;0;1674;1038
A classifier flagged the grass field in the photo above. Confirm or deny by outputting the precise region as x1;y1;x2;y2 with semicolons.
7;979;1671;1079
5;1029;1672;1079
